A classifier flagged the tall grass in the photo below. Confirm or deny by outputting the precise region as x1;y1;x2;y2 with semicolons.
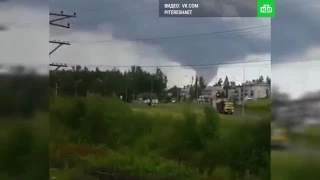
0;114;48;180
235;99;271;118
271;151;320;180
49;95;270;179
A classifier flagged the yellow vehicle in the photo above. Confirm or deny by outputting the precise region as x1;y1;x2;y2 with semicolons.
271;123;289;149
216;98;234;114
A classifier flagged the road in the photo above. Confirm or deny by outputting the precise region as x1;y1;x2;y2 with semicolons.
285;144;320;158
232;109;264;120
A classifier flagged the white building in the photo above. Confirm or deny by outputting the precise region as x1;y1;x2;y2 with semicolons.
273;96;320;126
228;82;271;101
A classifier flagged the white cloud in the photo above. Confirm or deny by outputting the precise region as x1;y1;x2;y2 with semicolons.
208;54;271;86
51;23;197;88
0;4;48;74
1;4;271;89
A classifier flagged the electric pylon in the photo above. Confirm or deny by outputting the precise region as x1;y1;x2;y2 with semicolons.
49;11;76;70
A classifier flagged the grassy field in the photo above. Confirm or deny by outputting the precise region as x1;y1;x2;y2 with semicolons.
50;151;320;180
302;125;320;147
271;150;320;180
47;96;271;179
3;97;319;180
235;99;271;118
131;103;205;115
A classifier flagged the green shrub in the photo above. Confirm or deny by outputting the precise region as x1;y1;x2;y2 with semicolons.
199;105;220;143
50;95;134;146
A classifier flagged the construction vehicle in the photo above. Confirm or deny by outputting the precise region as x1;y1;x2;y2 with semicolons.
271;123;289;149
212;91;234;114
216;98;234;114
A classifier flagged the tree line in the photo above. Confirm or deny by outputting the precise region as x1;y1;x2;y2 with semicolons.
0;65;272;117
49;65;210;102
0;66;48;118
49;65;271;102
50;65;168;102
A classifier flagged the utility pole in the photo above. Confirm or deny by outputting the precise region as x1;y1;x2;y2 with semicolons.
75;79;82;97
125;77;133;103
151;78;153;103
195;76;199;100
55;83;58;97
242;65;245;116
196;85;199;100
54;79;60;97
49;62;68;71
49;10;76;95
49;40;70;56
150;76;161;103
176;87;179;102
125;78;128;103
125;87;128;102
49;11;76;56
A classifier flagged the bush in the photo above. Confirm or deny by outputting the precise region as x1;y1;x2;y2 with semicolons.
50;96;134;146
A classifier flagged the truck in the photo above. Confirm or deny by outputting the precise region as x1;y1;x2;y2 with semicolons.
271;123;289;149
215;98;234;114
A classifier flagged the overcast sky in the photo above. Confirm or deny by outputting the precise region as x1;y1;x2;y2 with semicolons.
0;0;319;99
272;0;320;99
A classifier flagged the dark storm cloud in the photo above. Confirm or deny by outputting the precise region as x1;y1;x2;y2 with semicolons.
49;0;269;82
0;0;9;31
272;0;320;63
10;0;47;7
0;25;8;31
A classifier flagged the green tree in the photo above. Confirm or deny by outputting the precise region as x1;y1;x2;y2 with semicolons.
215;78;223;86
194;76;199;99
49;65;168;101
258;75;264;82
223;76;230;98
198;76;206;95
167;86;180;101
266;76;271;84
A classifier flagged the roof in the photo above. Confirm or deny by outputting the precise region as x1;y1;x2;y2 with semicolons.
243;82;270;86
203;86;223;91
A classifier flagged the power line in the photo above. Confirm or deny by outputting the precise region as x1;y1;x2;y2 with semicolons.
72;27;269;46
68;25;270;43
53;0;146;13
51;26;269;47
0;61;270;70
49;59;270;69
46;59;320;71
149;28;269;45
2;59;319;72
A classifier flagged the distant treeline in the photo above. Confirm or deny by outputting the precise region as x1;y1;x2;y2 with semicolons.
0;69;48;118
